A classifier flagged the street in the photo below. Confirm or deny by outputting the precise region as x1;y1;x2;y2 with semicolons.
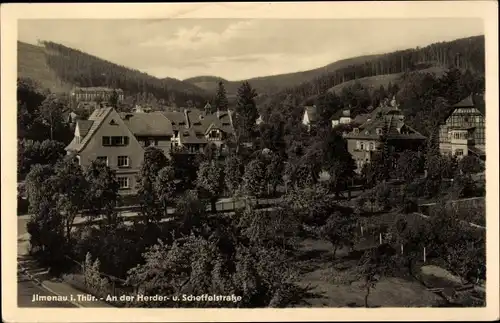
17;270;77;308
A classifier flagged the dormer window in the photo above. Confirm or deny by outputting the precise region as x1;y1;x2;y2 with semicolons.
353;128;359;134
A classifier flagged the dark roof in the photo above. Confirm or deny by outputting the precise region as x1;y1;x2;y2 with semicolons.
468;146;486;157
345;112;426;141
161;111;187;131
65;107;114;152
352;113;371;125
76;120;94;137
453;95;474;108
119;112;173;136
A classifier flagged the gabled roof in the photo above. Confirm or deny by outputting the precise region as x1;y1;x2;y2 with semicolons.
65;107;114;152
119;111;173;136
161;111;187;131
76;120;94;137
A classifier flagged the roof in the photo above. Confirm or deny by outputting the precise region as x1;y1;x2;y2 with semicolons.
352;113;371;125
119;111;173;136
76;120;94;137
161;111;187;131
304;106;318;122
468;146;486;157
453;95;474;108
345;111;426;141
65;107;114;152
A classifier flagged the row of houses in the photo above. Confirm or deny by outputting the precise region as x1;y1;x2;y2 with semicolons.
65;87;485;194
301;94;486;172
65;103;234;194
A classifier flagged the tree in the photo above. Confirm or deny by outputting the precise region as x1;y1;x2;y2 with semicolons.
137;147;169;224
213;81;228;114
154;166;177;215
337;244;398;308
458;155;484;175
25;164;68;271
388;215;432;277
242;159;267;202
235;81;259;145
109;89;119;107
395;150;422;183
53;156;88;242
36;94;71;142
196;161;225;213
84;160;120;227
238;206;301;250
17;139;66;180
264;153;285;196
319;211;359;259
224;154;244;196
174;190;207;235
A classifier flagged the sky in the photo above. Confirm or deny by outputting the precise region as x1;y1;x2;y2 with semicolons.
18;18;484;81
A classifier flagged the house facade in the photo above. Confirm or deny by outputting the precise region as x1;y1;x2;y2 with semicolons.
71;87;124;103
438;95;485;160
331;108;353;127
344;98;426;172
65;106;235;195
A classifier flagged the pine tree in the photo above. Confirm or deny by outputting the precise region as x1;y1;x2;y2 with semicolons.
214;81;228;114
235;81;258;145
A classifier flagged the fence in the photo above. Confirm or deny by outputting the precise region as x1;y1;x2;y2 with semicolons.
63;255;136;307
356;217;485;285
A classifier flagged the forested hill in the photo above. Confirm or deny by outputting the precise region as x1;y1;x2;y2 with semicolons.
260;35;485;107
18;41;210;107
184;54;382;96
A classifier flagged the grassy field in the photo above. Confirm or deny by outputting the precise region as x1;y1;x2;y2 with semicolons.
293;237;443;307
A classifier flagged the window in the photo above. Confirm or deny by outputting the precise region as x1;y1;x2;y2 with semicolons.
109;119;118;125
356;141;361;150
117;156;129;168
117;176;130;189
103;136;129;146
76;156;81;165
376;128;383;135
455;149;464;156
369;142;374;150
360;142;364;150
96;156;108;166
75;136;81;144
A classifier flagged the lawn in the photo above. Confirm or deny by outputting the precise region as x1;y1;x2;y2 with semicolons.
293;238;443;307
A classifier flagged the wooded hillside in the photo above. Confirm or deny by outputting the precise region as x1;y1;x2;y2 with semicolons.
18;41;211;108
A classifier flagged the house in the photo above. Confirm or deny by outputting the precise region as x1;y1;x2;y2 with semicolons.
331;108;353;127
162;108;235;154
438;94;485;160
65;104;236;194
344;98;426;172
71;87;124;103
65;106;146;195
302;105;318;130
